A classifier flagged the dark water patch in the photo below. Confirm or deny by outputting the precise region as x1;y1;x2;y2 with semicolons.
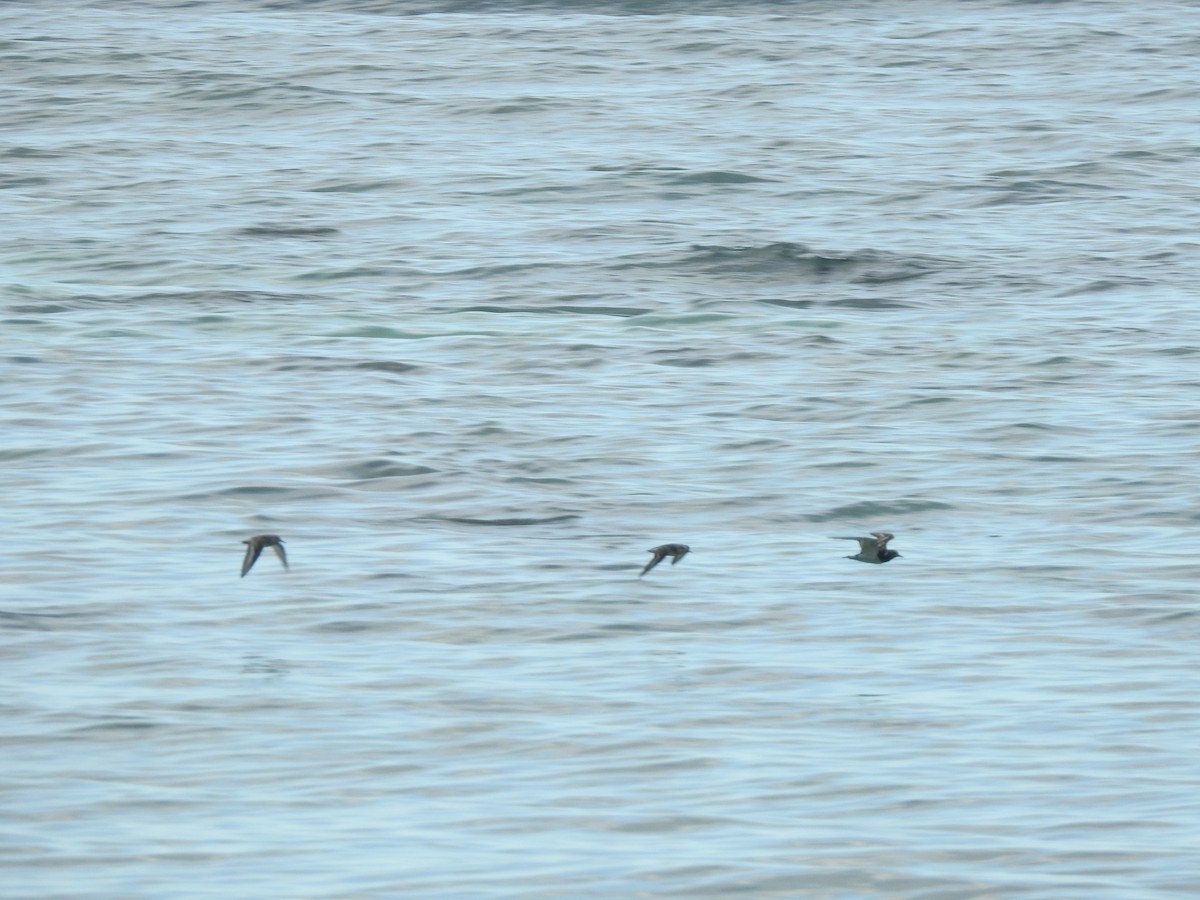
0;610;73;631
806;458;883;472
806;500;952;522
589;161;687;177
896;395;958;407
799;333;841;346
295;265;411;282
270;355;419;374
185;315;231;325
366;571;416;583
481;181;585;197
553;304;648;318
1;146;63;159
550;626;652;642
595;562;642;573
341;459;438;480
468;424;511;437
312;620;377;633
17;290;319;312
189;485;342;502
650;348;777;368
715;439;791;451
732;403;820;422
82;328;153;339
444;259;565;278
0;174;51;189
332;326;457;339
665;170;776;185
1151;609;1198;624
756;297;814;310
618;242;945;286
687;242;856;277
306;177;408;194
353;360;420;375
451;304;647;318
1056;278;1152;297
217;485;297;496
0;444;118;462
626;311;739;327
652;355;720;368
236;224;341;238
71;717;163;736
419;514;581;527
1006;421;1070;431
482;97;575;115
240;656;291;676
826;296;912;308
976;177;1112;206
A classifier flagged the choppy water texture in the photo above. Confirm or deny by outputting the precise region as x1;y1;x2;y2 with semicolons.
4;1;1200;896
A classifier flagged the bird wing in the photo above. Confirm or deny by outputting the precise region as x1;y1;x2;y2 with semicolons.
833;536;875;553
640;550;665;577
241;539;263;577
272;540;289;569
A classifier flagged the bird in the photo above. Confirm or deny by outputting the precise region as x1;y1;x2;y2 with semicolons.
835;531;901;564
241;534;288;577
640;543;690;577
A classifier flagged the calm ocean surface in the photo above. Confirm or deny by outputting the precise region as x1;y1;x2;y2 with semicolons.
3;1;1199;896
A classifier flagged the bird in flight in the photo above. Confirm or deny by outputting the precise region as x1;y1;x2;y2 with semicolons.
835;531;901;564
241;534;289;577
640;543;690;577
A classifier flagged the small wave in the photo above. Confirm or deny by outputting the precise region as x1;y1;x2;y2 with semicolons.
236;224;341;238
419;514;580;527
620;242;944;285
10;290;317;313
341;459;439;480
665;170;776;185
269;355;418;374
806;499;953;522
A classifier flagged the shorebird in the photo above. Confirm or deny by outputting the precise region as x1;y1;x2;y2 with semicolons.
241;534;288;577
640;543;690;577
835;531;901;564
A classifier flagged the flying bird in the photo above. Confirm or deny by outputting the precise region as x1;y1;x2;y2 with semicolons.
241;534;288;577
640;543;690;577
835;531;901;564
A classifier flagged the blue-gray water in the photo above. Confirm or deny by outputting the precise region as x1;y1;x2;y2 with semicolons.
4;2;1199;897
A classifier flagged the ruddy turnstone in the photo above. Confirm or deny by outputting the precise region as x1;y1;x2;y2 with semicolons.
241;534;288;577
835;531;901;564
640;543;690;577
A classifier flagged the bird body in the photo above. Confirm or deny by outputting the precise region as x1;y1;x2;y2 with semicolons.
241;534;288;577
835;531;901;564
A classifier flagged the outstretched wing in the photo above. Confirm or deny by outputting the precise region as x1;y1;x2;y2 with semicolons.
833;535;875;553
640;548;666;577
241;538;263;577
